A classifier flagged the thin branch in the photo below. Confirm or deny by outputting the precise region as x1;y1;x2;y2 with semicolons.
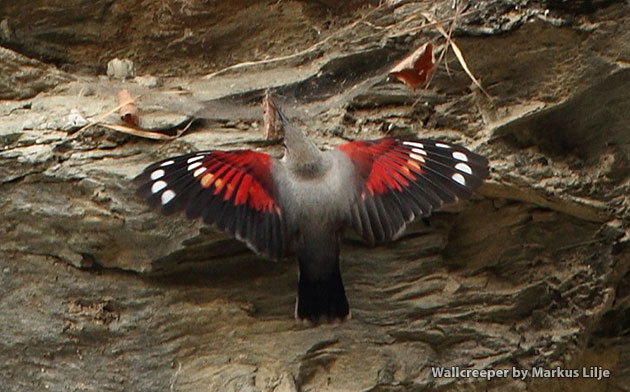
202;5;473;81
70;91;195;141
202;3;387;80
97;119;195;141
71;93;144;138
422;11;492;98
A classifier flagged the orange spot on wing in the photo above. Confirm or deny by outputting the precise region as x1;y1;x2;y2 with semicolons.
200;173;214;188
406;159;421;172
213;167;237;195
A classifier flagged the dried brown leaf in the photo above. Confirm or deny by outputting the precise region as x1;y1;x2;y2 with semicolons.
390;43;436;91
117;89;139;127
262;90;284;142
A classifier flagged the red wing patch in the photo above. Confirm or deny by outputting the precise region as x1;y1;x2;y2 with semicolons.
191;151;279;214
134;149;286;259
338;138;489;244
337;139;424;196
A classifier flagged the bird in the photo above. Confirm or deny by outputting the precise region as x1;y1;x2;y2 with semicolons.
134;96;489;325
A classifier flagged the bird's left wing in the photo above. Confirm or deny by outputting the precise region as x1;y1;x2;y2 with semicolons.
337;138;489;245
134;150;287;259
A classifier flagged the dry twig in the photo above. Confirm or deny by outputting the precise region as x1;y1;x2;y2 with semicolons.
202;3;469;81
422;11;491;98
70;91;194;141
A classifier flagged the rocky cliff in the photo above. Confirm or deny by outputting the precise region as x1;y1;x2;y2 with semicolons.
1;1;629;391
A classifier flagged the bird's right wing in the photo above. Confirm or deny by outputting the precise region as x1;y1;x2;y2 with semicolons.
337;138;489;245
134;150;287;259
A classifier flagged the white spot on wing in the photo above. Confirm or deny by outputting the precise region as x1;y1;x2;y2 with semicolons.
403;141;425;149
455;162;472;175
193;167;206;177
435;143;451;149
151;181;167;193
452;151;468;162
188;162;202;171
161;190;176;205
187;155;204;164
160;160;175;167
150;169;165;180
411;148;427;156
452;173;466;186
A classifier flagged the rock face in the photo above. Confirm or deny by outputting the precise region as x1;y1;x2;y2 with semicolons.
0;46;71;99
1;1;629;391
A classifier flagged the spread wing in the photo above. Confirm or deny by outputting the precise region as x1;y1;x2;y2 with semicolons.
337;138;489;245
134;150;287;259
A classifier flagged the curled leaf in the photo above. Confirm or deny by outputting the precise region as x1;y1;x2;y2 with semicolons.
117;89;139;127
262;90;283;142
390;43;436;91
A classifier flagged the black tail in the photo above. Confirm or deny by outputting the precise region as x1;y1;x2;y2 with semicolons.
296;251;350;325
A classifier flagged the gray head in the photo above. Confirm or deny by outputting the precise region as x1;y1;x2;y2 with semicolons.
270;97;324;177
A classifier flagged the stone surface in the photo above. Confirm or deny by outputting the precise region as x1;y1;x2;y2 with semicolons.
0;46;72;99
1;1;629;391
106;58;136;80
